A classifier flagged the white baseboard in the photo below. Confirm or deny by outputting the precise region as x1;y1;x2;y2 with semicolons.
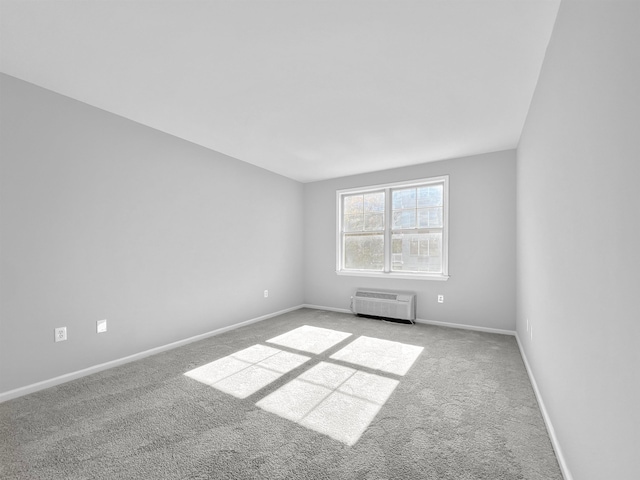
301;304;352;314
415;318;516;336
0;305;304;404
1;304;572;480
302;303;516;335
302;304;516;336
515;333;573;480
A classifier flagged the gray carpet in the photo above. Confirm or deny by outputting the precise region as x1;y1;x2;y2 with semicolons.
0;308;562;479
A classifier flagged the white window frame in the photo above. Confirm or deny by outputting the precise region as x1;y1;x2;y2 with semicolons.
336;175;450;281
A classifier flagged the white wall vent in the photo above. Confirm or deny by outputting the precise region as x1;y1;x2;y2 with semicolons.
351;289;416;323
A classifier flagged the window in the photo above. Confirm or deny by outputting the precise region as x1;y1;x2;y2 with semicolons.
337;176;449;280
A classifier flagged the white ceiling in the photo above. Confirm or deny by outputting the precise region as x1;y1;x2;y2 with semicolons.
0;0;560;183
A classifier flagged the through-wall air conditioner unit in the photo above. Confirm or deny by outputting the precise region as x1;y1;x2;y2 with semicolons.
351;289;416;324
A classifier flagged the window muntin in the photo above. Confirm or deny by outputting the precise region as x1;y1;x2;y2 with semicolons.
337;176;449;279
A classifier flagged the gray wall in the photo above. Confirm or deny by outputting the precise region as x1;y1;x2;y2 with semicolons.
0;74;304;394
304;150;516;331
517;1;640;479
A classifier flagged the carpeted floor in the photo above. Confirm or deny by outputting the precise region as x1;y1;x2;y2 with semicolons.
0;308;562;479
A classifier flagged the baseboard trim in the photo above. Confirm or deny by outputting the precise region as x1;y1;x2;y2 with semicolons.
415;318;516;336
301;304;516;336
1;304;572;480
515;333;573;480
301;304;352;314
0;305;304;404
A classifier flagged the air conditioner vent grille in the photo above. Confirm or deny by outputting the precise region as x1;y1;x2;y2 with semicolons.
355;291;397;301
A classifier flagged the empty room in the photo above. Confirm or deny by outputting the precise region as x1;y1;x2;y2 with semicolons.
1;1;638;479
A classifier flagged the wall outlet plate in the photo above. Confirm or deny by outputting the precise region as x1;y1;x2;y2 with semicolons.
54;326;67;342
97;319;107;333
437;294;444;303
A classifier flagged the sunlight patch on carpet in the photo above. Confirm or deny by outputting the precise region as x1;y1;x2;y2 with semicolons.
256;362;399;446
266;325;352;354
184;344;310;399
330;336;423;376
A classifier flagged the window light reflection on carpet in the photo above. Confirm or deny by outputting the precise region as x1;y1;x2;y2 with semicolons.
257;362;399;446
184;344;310;399
330;335;424;376
184;326;423;446
266;325;352;354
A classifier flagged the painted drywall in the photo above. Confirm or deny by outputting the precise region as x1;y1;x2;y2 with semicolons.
0;74;304;394
304;150;517;331
517;1;640;479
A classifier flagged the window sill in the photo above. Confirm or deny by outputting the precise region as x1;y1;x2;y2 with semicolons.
336;270;450;281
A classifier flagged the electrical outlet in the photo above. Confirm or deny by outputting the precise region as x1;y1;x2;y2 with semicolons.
97;319;107;333
437;294;444;303
264;290;269;298
54;327;67;342
530;324;533;341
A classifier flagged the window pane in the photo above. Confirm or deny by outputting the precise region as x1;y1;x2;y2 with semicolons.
428;234;441;257
392;238;403;254
344;214;363;232
344;194;363;214
364;213;384;231
391;238;403;268
390;233;442;273
344;234;384;270
418;207;443;228
392;188;416;209
417;185;443;207
392;210;416;229
364;192;384;212
410;238;419;256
